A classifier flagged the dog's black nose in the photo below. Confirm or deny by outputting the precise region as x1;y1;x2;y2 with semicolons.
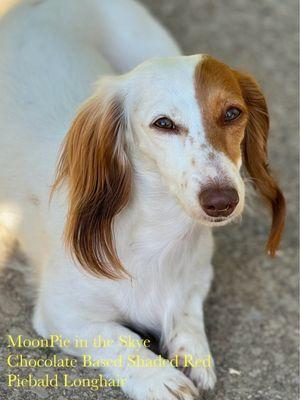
199;187;239;218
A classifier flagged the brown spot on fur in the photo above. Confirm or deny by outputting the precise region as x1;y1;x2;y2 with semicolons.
180;125;189;136
164;385;182;400
164;384;196;399
187;135;194;144
179;384;197;397
191;157;196;166
194;55;285;256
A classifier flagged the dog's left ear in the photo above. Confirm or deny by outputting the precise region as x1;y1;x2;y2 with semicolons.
234;70;286;256
52;81;132;279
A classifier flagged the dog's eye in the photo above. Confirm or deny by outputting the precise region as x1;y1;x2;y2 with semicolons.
153;117;175;130
224;107;241;122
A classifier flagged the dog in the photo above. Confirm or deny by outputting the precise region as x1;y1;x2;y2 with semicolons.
0;0;285;399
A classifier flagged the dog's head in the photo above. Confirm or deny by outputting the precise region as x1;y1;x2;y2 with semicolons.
53;55;285;278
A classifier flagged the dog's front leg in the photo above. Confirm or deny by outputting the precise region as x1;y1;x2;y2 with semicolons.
164;274;217;391
33;299;198;400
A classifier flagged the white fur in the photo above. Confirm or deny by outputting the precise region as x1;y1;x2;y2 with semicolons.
0;1;246;398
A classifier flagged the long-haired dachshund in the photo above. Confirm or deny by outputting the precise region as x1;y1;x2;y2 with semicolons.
0;0;285;398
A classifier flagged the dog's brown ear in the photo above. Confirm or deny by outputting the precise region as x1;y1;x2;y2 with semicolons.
52;90;131;279
234;71;286;256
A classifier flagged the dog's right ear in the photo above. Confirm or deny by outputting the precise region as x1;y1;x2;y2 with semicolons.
52;82;132;279
234;70;286;256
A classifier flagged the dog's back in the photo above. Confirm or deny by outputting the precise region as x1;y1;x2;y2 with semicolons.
0;0;180;268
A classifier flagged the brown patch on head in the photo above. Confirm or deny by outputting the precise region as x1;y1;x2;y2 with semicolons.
191;157;196;166
194;55;248;164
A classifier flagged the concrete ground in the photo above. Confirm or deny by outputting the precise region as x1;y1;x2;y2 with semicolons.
0;0;298;399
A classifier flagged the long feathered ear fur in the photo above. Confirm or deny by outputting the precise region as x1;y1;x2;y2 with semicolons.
234;71;286;256
52;85;132;279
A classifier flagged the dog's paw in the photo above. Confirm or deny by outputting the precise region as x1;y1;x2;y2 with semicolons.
168;334;217;391
187;361;217;390
124;365;198;400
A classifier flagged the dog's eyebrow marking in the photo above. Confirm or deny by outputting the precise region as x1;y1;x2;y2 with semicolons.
191;157;196;166
194;55;247;164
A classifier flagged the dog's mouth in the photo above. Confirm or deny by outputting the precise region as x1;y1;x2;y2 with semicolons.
201;213;241;227
184;205;242;227
198;201;244;226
